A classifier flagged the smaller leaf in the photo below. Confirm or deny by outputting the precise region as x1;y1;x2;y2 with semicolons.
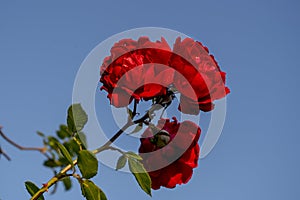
55;141;74;167
128;158;152;196
62;177;72;191
47;136;59;149
81;180;102;200
78;150;98;179
67;104;88;133
126;151;143;160
58;157;70;165
116;155;127;170
56;124;72;139
36;131;45;138
43;159;62;168
64;139;81;156
129;123;143;134
25;181;45;200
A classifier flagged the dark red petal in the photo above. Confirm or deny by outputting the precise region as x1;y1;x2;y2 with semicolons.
178;144;200;168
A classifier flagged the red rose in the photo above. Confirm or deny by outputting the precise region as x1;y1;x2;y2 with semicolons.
170;37;230;115
139;118;201;189
100;37;174;107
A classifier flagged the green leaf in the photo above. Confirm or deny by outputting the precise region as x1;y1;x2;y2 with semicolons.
126;151;143;160
36;131;45;138
58;157;71;165
55;141;74;167
25;181;45;200
76;132;88;149
67;104;88;133
116;155;127;170
78;150;98;179
62;177;72;191
129;123;143;134
47;136;59;149
128;158;152;196
64;139;81;156
100;189;107;200
81;180;106;200
56;124;72;139
100;190;107;200
43;159;62;168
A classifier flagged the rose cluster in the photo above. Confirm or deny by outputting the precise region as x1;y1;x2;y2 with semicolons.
100;36;230;189
100;36;229;115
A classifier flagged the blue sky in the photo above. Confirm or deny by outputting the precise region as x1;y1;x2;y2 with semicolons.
0;0;300;199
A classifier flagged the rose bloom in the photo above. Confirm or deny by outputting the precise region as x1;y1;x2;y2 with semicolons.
100;37;174;107
139;118;201;189
170;37;230;115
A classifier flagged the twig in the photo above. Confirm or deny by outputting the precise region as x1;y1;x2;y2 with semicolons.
105;146;125;155
92;121;133;154
0;146;11;161
0;126;48;159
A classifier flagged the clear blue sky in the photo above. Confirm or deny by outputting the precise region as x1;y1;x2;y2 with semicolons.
1;0;300;199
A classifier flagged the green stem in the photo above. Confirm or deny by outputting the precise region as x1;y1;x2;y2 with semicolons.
31;159;77;200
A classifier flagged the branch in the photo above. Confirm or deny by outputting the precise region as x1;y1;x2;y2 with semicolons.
0;126;49;160
105;145;126;155
30;159;78;200
30;107;152;200
92;121;133;154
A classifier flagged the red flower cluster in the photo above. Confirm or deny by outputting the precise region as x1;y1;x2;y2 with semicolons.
100;36;229;115
100;36;230;190
139;118;201;189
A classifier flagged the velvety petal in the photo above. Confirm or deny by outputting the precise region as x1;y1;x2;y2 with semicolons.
178;144;200;168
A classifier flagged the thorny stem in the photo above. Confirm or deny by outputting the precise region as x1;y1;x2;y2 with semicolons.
30;107;152;200
31;159;78;200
